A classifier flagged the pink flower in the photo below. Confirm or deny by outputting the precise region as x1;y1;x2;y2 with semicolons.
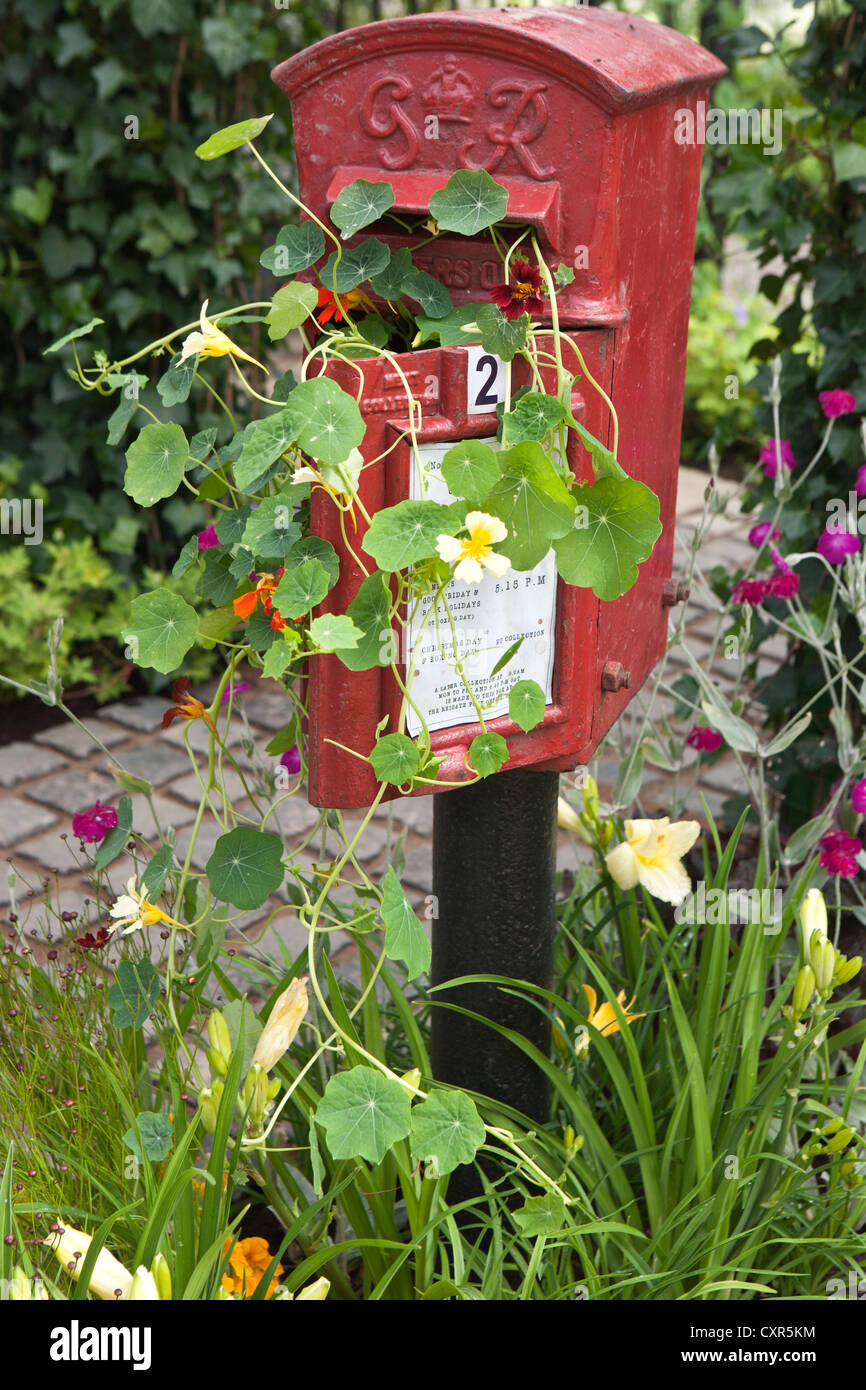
819;389;857;419
769;570;799;598
851;780;866;816
279;745;301;776
748;520;782;547
819;830;862;878
220;680;251;705
72;801;119;844
731;577;771;606
686;726;723;753
760;440;796;478
197;524;219;550
856;465;866;499
817;526;860;565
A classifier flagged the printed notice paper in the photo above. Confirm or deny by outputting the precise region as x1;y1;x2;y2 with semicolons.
405;439;556;737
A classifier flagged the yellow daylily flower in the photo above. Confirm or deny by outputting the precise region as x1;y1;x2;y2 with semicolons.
108;876;184;937
436;511;511;584
179;299;267;372
582;983;645;1037
250;976;309;1073
604;816;700;905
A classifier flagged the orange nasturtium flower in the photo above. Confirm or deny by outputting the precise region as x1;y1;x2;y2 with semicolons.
582;983;645;1038
233;569;285;628
315;285;373;325
161;677;216;732
221;1237;284;1300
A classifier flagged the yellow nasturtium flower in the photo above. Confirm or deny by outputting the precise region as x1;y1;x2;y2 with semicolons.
604;816;700;905
436;511;511;584
108;876;185;937
179;299;267;372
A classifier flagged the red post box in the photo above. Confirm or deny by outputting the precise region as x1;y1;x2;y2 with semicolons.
272;8;726;810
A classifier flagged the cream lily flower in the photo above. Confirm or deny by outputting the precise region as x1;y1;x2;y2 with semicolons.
179;300;267;372
799;887;828;954
44;1225;134;1300
582;982;646;1037
273;1275;331;1301
436;511;511;584
250;976;309;1073
108;876;184;937
604;816;700;905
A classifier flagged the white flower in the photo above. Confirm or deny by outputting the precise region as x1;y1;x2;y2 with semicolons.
129;1265;161;1300
800;887;828;954
605;817;701;905
108;876;176;937
44;1225;134;1300
436;511;511;584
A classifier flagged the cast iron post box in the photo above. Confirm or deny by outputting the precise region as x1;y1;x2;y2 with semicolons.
272;8;726;809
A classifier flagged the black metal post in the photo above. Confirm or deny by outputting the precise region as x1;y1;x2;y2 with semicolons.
430;767;558;1124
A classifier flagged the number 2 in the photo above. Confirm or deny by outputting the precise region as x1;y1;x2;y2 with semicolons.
466;346;505;414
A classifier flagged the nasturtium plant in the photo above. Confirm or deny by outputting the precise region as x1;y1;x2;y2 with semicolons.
205;827;285;910
315;1067;412;1164
380;865;431;980
409;1090;486;1175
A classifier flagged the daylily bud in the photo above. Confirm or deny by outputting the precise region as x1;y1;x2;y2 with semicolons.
250;977;309;1074
792;965;816;1020
557;797;592;842
552;1016;569;1057
399;1067;421;1097
243;1065;270;1126
208;1010;232;1064
800;887;827;956
200;1082;223;1136
8;1266;48;1300
835;955;863;987
267;1077;281;1102
206;1047;229;1078
598;820;614;849
295;1276;330;1301
129;1265;160;1300
582;774;599;821
43;1224;133;1300
812;937;837;993
152;1252;172;1301
825;1126;856;1154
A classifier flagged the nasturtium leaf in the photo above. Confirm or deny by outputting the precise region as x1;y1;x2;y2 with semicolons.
244;604;278;652
370;732;420;786
428;169;509;236
331;179;395;238
370;247;414;300
205;827;285;909
414;304;480;346
468;731;509;778
341;571;394;671
284;377;365;469
213;508;247;546
108;960;160;1031
198;604;240;644
554;263;575;287
272;368;298;403
286;536;339;588
266;282;319;342
195;114;273;160
44;316;104;354
94;796;133;870
552;477;662;601
481;441;575;570
106;375;148;445
156;350;197;407
380;865;430;980
272;557;330;619
508;679;546;732
234;409;300;490
309;613;362;652
401;267;453;318
321;238;391;294
262;637;301;680
240;494;301;560
441;439;501;505
201;551;237;606
228;545;256;580
475;303;527;361
315;1067;411;1164
363;499;457;571
513;1193;566;1237
260;221;325;275
172;535;199;579
124;422;189;505
123;1111;173;1164
570;418;626;481
189;427;218;462
317;446;364;498
123;591;198;673
142;843;175;900
409;1090;485;1174
503;393;567;445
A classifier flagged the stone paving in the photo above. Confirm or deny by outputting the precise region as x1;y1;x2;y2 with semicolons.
0;467;772;984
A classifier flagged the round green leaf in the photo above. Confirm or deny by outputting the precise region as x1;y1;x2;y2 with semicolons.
475;303;527;361
362;499;458;572
410;1090;486;1175
370;732;420;785
260;221;326;275
331;179;395;239
123;1112;173;1164
401;267;453;318
428;169;509;236
468;731;509;778
195;114;273;160
341;571;394;672
205;827;285;910
240;493;301;560
125;422;189;505
508;679;546;732
503;393;568;446
441;440;501;506
309;613;362;652
553;477;662;601
234;409;300;490
481;441;575;570
285;377;365;469
321;238;391;294
272;558;330;619
286;536;340;588
124;590;198;673
315;1067;411;1163
266;282;319;342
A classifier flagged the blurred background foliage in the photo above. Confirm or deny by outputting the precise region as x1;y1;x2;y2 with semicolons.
0;0;862;704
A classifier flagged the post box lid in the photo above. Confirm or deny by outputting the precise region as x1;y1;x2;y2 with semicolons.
273;7;726;115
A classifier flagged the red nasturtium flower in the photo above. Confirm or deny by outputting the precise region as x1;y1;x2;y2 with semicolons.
489;259;546;321
315;286;370;326
74;927;111;951
162;677;216;732
233;569;287;629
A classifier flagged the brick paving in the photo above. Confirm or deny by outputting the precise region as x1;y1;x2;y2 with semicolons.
0;468;769;980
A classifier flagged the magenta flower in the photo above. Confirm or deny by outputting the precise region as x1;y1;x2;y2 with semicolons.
856;465;866;499
851;780;866;816
220;680;252;705
279;745;301;776
72;801;119;844
769;570;799;598
819;830;862;878
197;524;219;550
686;726;723;753
819;389;857;419
732;577;771;607
748;520;782;547
817;526;860;565
759;440;796;478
